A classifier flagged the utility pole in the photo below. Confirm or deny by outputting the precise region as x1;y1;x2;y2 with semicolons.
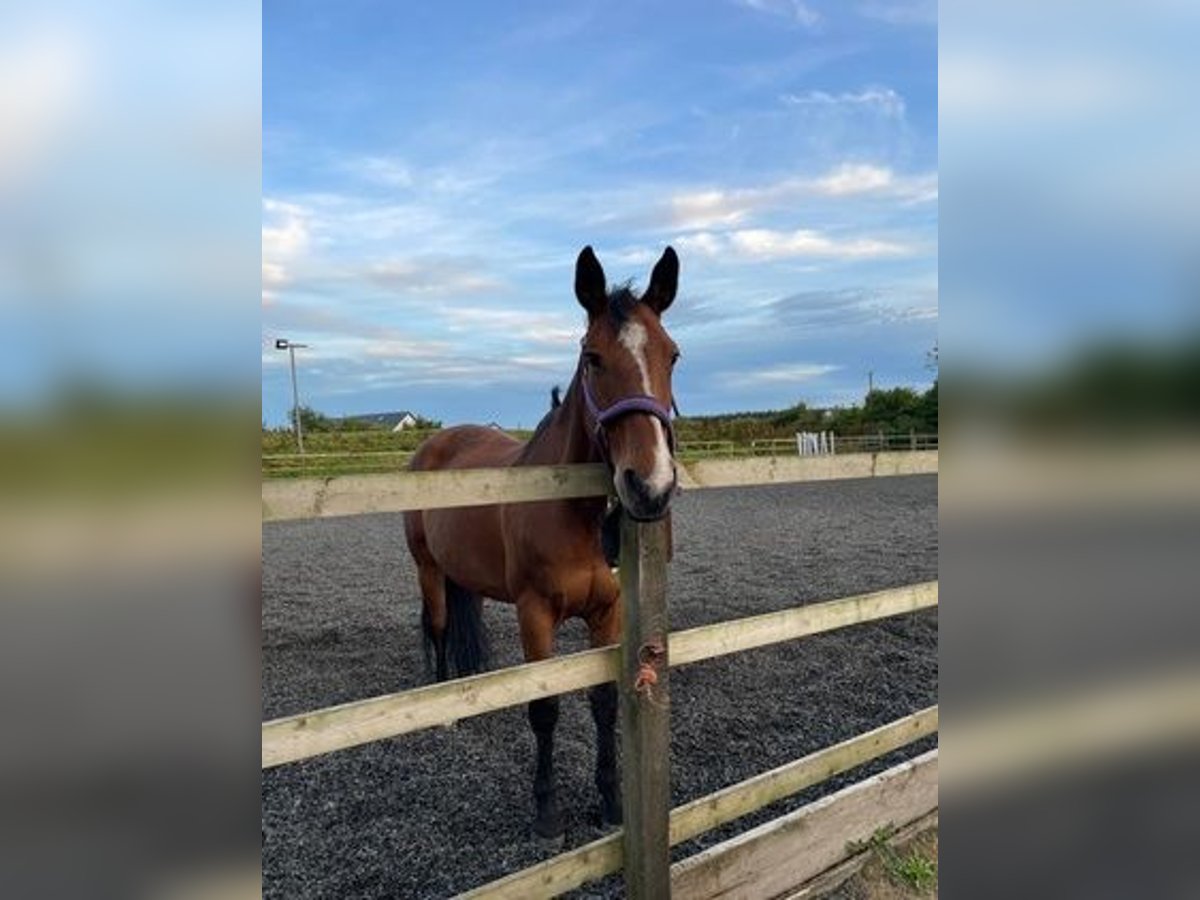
868;370;874;395
275;339;309;454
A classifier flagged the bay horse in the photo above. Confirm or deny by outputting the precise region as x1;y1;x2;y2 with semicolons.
403;246;680;838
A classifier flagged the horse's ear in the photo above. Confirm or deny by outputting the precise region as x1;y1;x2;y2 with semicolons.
575;246;607;316
645;246;678;315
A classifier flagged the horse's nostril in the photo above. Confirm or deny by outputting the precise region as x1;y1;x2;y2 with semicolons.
622;468;650;503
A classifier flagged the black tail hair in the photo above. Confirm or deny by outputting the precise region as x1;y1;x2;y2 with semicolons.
444;578;489;676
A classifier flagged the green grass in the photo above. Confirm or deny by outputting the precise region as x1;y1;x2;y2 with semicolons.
890;851;937;892
849;825;938;894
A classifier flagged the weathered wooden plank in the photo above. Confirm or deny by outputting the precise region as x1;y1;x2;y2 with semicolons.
670;582;938;667
454;831;622;900
262;452;938;521
668;706;938;846
262;648;616;768
456;708;938;900
781;811;938;900
261;463;612;521
619;515;672;900
676;450;937;490
263;584;937;767
671;750;939;900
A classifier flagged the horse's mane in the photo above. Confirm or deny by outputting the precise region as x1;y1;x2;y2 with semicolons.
607;281;639;325
531;384;564;439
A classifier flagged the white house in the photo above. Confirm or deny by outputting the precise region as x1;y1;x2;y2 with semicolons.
340;411;421;431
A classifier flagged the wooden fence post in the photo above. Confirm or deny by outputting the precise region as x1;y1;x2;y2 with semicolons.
619;513;671;899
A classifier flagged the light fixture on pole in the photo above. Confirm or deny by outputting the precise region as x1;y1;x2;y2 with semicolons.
275;338;309;454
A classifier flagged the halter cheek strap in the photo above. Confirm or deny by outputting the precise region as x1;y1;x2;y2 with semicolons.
580;371;676;459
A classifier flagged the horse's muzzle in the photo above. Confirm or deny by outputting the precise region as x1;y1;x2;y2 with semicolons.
618;467;676;521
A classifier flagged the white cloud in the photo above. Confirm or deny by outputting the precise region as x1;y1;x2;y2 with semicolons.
356;156;414;188
811;163;894;196
440;307;580;347
0;31;87;191
736;0;821;28
808;163;937;202
262;302;448;359
721;362;841;386
668;190;754;230
782;87;907;118
857;1;937;26
607;246;660;266
732;228;911;260
349;155;493;195
367;260;500;295
673;232;726;258
655;162;935;233
678;228;914;261
360;338;450;360
261;199;312;303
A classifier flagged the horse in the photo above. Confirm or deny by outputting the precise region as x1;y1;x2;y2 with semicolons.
403;245;680;839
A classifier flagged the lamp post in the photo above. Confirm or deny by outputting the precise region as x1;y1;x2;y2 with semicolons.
275;338;308;454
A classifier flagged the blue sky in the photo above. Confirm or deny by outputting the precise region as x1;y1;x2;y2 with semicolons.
262;0;937;428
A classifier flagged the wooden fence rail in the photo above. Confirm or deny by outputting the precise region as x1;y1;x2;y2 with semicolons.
262;450;937;521
262;582;937;768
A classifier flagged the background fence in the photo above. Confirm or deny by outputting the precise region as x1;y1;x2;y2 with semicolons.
262;433;939;479
261;450;939;898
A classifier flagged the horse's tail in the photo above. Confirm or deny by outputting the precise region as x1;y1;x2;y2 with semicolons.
444;578;489;677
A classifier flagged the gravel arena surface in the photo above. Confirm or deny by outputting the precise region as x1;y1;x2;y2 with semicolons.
262;474;938;898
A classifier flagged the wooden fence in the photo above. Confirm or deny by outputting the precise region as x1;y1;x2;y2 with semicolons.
261;435;939;478
262;451;939;898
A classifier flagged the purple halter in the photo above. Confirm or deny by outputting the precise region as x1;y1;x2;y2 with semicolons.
580;367;676;459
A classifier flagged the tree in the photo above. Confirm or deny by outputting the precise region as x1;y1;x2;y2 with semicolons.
289;404;336;433
918;381;938;433
862;387;924;433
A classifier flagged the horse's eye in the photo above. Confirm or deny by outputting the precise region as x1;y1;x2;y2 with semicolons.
670;350;681;367
583;351;603;370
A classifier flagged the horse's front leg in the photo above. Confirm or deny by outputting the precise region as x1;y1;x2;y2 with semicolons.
518;597;563;839
586;585;623;828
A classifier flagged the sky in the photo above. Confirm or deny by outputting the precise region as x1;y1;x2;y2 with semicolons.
262;0;937;428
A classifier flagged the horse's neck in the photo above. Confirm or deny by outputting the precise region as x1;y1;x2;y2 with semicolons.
521;371;601;467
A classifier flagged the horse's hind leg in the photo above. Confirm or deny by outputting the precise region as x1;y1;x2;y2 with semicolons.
416;563;449;681
586;592;623;827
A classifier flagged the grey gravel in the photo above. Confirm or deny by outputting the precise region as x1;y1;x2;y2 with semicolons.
262;474;938;898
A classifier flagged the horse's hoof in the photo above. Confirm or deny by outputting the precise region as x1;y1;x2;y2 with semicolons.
532;811;565;842
534;830;566;852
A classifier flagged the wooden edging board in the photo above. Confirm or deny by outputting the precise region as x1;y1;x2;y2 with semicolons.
671;749;939;900
781;810;938;900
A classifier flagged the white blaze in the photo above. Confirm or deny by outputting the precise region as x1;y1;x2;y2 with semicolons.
618;321;675;495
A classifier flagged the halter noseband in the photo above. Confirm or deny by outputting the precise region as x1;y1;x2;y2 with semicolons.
579;365;676;461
